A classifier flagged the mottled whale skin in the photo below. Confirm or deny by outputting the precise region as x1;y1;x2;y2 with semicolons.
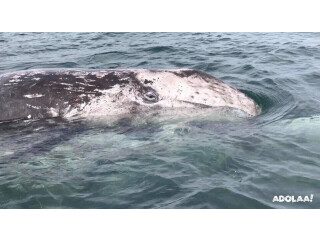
0;69;260;122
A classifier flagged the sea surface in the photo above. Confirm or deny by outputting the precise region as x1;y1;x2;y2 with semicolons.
0;32;319;208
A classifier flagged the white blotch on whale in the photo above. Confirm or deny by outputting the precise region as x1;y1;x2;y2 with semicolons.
24;94;45;98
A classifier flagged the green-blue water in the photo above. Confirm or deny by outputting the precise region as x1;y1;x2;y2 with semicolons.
0;33;319;208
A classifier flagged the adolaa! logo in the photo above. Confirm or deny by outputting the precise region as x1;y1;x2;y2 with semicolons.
273;194;314;203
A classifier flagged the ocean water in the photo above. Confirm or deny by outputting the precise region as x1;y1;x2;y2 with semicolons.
0;32;319;208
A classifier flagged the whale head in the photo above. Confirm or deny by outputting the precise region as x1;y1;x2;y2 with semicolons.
122;69;261;117
69;69;261;119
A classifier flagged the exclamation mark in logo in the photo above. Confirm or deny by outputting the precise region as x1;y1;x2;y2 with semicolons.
310;194;314;202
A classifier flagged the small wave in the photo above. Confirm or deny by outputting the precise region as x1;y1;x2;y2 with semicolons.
175;188;272;208
241;90;275;114
143;46;175;53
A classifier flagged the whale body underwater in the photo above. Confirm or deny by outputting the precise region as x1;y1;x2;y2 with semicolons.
0;69;261;122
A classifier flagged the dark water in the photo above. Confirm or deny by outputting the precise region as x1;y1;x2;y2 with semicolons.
0;33;319;208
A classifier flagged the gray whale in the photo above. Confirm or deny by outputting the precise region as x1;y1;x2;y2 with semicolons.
0;69;260;122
